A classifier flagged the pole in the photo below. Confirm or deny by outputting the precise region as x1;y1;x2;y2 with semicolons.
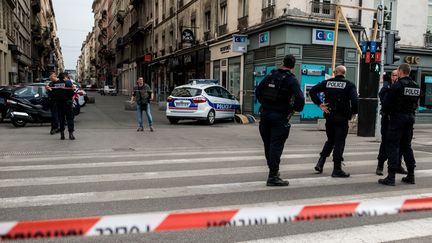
375;0;386;141
332;6;341;77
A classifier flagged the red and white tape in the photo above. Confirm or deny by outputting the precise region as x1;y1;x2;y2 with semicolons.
1;197;432;240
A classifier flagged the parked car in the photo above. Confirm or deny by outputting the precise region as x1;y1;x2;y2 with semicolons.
100;85;117;96
166;79;240;125
0;86;13;122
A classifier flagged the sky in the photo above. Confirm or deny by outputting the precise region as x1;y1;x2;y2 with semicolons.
52;0;94;70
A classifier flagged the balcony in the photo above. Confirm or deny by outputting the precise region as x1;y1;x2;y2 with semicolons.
127;22;145;40
218;24;227;36
310;1;335;19
31;24;42;40
237;16;248;30
261;4;275;22
203;31;211;41
130;0;141;7
116;10;125;24
425;31;432;48
31;0;41;13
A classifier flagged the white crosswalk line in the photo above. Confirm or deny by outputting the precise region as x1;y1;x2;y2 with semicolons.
241;217;432;243
1;157;431;187
2;169;432;209
0;145;380;164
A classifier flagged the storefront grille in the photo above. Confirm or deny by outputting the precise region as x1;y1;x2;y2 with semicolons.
303;45;344;62
255;47;276;60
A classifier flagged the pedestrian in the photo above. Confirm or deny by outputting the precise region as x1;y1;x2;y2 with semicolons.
309;65;358;177
46;72;59;135
130;77;154;132
376;69;407;176
255;54;305;187
379;63;420;186
50;72;76;140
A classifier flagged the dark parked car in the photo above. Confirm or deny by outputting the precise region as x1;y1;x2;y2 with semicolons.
0;86;13;122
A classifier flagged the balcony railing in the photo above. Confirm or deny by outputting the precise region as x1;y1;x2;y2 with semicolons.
261;5;275;22
238;16;248;30
310;1;335;19
425;32;432;48
218;24;227;36
31;0;41;13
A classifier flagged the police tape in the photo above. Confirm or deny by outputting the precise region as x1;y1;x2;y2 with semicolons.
1;196;432;240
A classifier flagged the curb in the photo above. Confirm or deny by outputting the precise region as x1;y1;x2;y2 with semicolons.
1;196;431;240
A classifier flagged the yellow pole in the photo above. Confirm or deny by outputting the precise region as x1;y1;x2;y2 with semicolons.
372;19;379;41
340;8;362;55
332;6;341;77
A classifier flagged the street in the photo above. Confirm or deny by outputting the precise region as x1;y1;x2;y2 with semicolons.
1;94;432;242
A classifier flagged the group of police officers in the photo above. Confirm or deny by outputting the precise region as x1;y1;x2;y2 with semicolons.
256;54;420;187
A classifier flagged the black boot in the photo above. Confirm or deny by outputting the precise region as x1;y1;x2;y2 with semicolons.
266;170;289;187
378;172;396;186
376;160;384;176
60;132;65;140
331;161;350;178
69;132;75;140
314;156;326;174
396;165;408;175
401;169;415;184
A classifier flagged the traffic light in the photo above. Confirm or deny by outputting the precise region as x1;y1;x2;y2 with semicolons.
371;63;380;74
385;32;401;65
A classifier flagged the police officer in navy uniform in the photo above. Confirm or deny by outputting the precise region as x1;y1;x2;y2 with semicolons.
47;72;60;135
376;69;407;176
309;65;358;177
256;54;305;187
47;72;75;140
379;63;420;186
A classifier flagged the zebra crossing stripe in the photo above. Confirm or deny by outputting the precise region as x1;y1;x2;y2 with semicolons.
1;196;432;240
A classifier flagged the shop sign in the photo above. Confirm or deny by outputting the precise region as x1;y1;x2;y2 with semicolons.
404;56;420;65
220;45;231;54
259;32;270;47
232;34;248;53
182;29;195;43
312;29;334;45
144;54;152;62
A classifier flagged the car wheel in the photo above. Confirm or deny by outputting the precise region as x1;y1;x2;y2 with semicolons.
206;110;215;125
168;118;179;124
12;118;27;127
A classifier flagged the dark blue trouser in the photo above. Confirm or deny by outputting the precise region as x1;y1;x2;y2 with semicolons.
57;102;74;133
50;101;59;130
377;114;403;168
386;114;416;173
259;111;291;175
320;117;348;163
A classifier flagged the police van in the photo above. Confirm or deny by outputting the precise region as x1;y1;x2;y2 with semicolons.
166;79;240;125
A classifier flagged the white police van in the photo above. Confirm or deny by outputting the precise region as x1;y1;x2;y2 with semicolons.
166;79;240;125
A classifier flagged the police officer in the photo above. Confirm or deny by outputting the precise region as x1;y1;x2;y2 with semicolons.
48;72;75;140
379;63;420;186
255;54;305;187
47;72;59;135
309;65;358;177
376;69;407;176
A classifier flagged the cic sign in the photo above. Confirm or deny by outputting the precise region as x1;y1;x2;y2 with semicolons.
312;29;335;45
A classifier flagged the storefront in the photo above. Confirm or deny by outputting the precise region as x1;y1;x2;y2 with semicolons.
210;39;245;109
244;20;361;120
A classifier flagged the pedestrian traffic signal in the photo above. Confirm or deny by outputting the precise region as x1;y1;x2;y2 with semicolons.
385;32;401;65
371;63;380;74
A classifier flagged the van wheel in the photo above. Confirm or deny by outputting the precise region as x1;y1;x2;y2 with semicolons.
168;118;179;124
12;118;27;127
206;110;215;125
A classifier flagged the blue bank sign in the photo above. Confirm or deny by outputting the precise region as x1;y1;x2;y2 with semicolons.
312;29;335;45
259;31;270;47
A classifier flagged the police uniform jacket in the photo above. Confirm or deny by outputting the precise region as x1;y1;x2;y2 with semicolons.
255;69;305;116
49;79;74;103
382;76;420;115
309;75;358;121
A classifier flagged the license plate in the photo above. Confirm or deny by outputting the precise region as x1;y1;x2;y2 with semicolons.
174;100;191;107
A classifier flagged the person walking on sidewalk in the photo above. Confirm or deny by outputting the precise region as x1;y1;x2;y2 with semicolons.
46;72;59;135
309;65;358;177
376;69;407;176
379;63;420;186
130;77;154;132
48;72;76;140
255;54;305;187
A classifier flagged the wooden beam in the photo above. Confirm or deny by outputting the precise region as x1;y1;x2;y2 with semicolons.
337;4;377;12
340;7;362;55
372;20;379;41
331;6;341;77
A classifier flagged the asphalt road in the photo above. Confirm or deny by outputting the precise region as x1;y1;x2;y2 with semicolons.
1;94;432;242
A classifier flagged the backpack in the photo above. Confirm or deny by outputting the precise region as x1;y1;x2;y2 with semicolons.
260;70;292;103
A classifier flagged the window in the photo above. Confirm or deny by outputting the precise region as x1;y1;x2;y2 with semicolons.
374;0;395;30
204;87;220;97
220;5;227;25
172;88;202;97
428;0;432;31
263;0;275;8
191;18;196;30
239;0;248;17
205;11;211;31
312;0;332;15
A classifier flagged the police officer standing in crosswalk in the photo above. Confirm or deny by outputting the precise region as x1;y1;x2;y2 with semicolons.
309;65;358;177
255;54;305;187
379;63;420;186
